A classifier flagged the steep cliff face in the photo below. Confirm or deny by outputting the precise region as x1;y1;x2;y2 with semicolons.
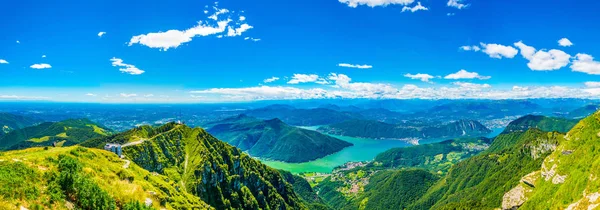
120;123;307;210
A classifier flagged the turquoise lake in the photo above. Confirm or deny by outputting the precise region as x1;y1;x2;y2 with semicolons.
261;127;505;174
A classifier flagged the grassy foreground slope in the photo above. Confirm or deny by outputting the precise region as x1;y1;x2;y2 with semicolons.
0;146;209;210
94;122;309;210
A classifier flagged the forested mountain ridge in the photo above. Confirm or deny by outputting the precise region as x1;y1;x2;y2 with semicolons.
0;113;40;135
318;119;491;140
205;114;352;162
0;118;110;150
94;122;311;209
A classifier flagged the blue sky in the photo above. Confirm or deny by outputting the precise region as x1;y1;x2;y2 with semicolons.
2;0;600;102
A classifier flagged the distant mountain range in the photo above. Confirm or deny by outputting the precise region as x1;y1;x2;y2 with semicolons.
244;104;362;126
204;114;353;162
318;119;491;140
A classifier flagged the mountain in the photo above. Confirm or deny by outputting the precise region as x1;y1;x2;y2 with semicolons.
0;146;211;210
372;137;492;174
502;115;578;134
567;104;599;119
85;123;311;209
205;114;352;162
409;100;543;121
0;118;110;150
318;119;491;140
244;105;362;126
0;113;40;135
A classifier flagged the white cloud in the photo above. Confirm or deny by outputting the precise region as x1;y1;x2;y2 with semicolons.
584;81;600;88
120;93;137;98
558;38;573;47
110;57;145;75
98;32;106;37
226;24;253;37
444;69;491;80
42;55;46;58
401;2;428;12
16;40;20;44
571;53;600;75
460;45;480;52
453;82;491;89
447;13;455;16
0;59;8;64
189;72;600;101
244;37;261;42
190;86;330;101
85;93;97;97
0;95;49;100
338;0;415;8
288;74;321;84
447;0;468;9
338;63;373;69
404;73;435;82
480;43;518;59
263;77;280;83
30;63;52;69
239;16;246;21
129;4;250;50
514;41;571;71
144;94;154;97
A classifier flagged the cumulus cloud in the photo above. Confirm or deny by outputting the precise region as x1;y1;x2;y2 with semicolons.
263;77;280;83
190;86;330;101
128;3;251;51
98;32;106;37
30;63;52;69
110;57;145;75
404;73;435;82
558;38;573;47
447;0;468;9
402;2;428;12
226;24;253;37
571;53;600;75
338;0;415;8
0;59;8;64
514;41;571;71
338;63;373;69
288;74;327;84
85;93;97;97
444;69;491;80
480;43;518;59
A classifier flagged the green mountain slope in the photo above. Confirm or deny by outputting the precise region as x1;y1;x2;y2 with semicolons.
502;114;578;134
410;129;565;209
205;115;352;163
0;146;210;210
513;111;600;209
0;113;39;135
0;119;110;150
91;123;310;209
318;119;491;140
371;137;492;174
